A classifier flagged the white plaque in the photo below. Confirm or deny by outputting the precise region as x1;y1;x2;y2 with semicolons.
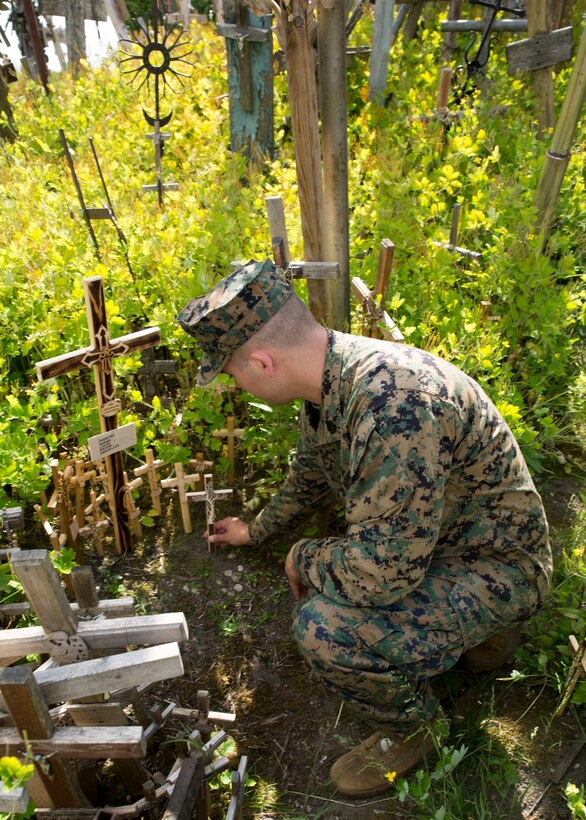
88;423;137;461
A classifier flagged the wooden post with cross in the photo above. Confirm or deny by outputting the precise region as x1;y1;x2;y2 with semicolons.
213;416;244;487
71;460;97;529
218;0;274;159
352;239;404;344
187;474;233;553
161;463;201;534
138;347;177;409
433;202;482;260
189;453;214;485
36;276;161;553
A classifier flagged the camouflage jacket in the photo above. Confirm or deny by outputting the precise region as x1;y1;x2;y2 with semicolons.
248;331;552;611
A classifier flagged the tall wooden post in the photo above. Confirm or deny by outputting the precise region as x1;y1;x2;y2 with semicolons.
368;0;395;103
528;0;555;135
274;0;333;326
66;0;87;73
220;0;274;158
317;0;350;330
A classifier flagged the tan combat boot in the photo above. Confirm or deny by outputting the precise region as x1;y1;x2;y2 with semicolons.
329;723;438;799
460;626;522;673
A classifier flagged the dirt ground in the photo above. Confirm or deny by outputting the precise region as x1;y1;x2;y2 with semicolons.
74;474;585;819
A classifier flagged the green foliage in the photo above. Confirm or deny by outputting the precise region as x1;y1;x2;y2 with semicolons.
565;782;586;820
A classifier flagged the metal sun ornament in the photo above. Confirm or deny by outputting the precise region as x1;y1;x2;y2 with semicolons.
118;4;195;206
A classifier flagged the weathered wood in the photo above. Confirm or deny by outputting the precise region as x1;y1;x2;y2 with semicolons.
71;461;97;527
172;706;236;727
0;784;29;813
34;642;184;706
507;26;573;73
317;0;350;330
162;754;205;820
0;666;89;808
225;755;248;820
66;0;87;73
71;566;99;610
527;0;555;134
265;196;291;268
274;0;332;325
11;550;78;634
369;0;395;103
0;613;188;656
0;725;146;758
441;19;528;32
352;277;404;343
40;0;107;19
138;347;177;409
36;277;161;553
442;0;462;64
20;0;50;91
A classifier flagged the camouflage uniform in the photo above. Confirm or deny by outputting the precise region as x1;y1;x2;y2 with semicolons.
248;330;552;729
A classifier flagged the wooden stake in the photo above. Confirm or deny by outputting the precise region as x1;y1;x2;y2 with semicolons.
36;276;161;553
133;449;164;514
124;472;143;538
71;460;97;528
212;416;244;486
528;0;555;135
161;463;201;534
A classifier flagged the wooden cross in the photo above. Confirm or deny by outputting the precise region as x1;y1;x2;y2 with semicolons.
70;459;97;527
138;347;177;409
1;507;23;550
161;463;201;534
189;452;214;482
133;449;165;514
351;239;404;344
212;416;244;486
124;472;143;538
35;276;161;553
432;203;482;261
78;490;110;557
187;474;233;553
45;459;80;556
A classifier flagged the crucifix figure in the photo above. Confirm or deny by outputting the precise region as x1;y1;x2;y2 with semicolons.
36;276;160;553
212;416;244;487
187;474;233;553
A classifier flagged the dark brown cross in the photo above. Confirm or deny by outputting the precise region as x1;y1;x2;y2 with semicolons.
351;239;404;343
138;347;177;408
36;276;160;553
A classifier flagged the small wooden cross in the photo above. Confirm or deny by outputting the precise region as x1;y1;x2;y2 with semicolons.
133;449;165;514
189;452;214;482
138;347;177;409
124;472;143;538
212;417;244;486
351;239;404;344
161;463;201;534
79;490;110;557
36;276;161;553
70;460;97;527
187;474;233;553
432;203;482;261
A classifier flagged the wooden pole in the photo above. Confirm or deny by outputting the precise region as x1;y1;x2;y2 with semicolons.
528;0;555;135
20;0;50;91
317;0;350;330
442;0;462;65
368;0;395;103
66;0;86;75
275;0;332;325
534;20;586;244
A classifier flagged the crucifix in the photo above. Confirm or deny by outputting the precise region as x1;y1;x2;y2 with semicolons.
352;239;404;344
35;276;161;554
133;448;165;514
160;462;201;534
187;474;233;553
78;490;110;556
1;507;23;551
70;459;97;528
212;416;244;487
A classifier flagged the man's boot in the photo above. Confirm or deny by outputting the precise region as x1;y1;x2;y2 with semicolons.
329;722;438;799
460;626;522;672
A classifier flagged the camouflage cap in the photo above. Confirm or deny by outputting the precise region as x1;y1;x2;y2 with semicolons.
177;259;293;386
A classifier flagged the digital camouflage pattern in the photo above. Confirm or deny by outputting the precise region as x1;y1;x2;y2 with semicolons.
177;259;292;385
249;330;552;728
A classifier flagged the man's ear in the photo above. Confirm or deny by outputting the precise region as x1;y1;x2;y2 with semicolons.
248;350;274;378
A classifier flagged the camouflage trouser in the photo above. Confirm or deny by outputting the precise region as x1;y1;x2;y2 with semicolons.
290;567;535;731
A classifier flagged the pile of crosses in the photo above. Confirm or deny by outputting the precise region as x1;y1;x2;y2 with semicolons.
0;550;247;817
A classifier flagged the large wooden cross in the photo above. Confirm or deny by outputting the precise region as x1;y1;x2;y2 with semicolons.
36;276;160;553
212;416;244;487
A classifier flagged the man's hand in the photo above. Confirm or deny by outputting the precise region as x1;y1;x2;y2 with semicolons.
205;517;252;549
285;546;308;601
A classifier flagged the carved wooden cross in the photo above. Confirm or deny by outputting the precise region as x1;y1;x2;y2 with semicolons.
189;452;214;483
78;490;109;557
124;471;143;538
187;474;233;553
161;463;201;534
35;276;160;553
70;460;97;527
212;416;244;486
133;449;165;514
